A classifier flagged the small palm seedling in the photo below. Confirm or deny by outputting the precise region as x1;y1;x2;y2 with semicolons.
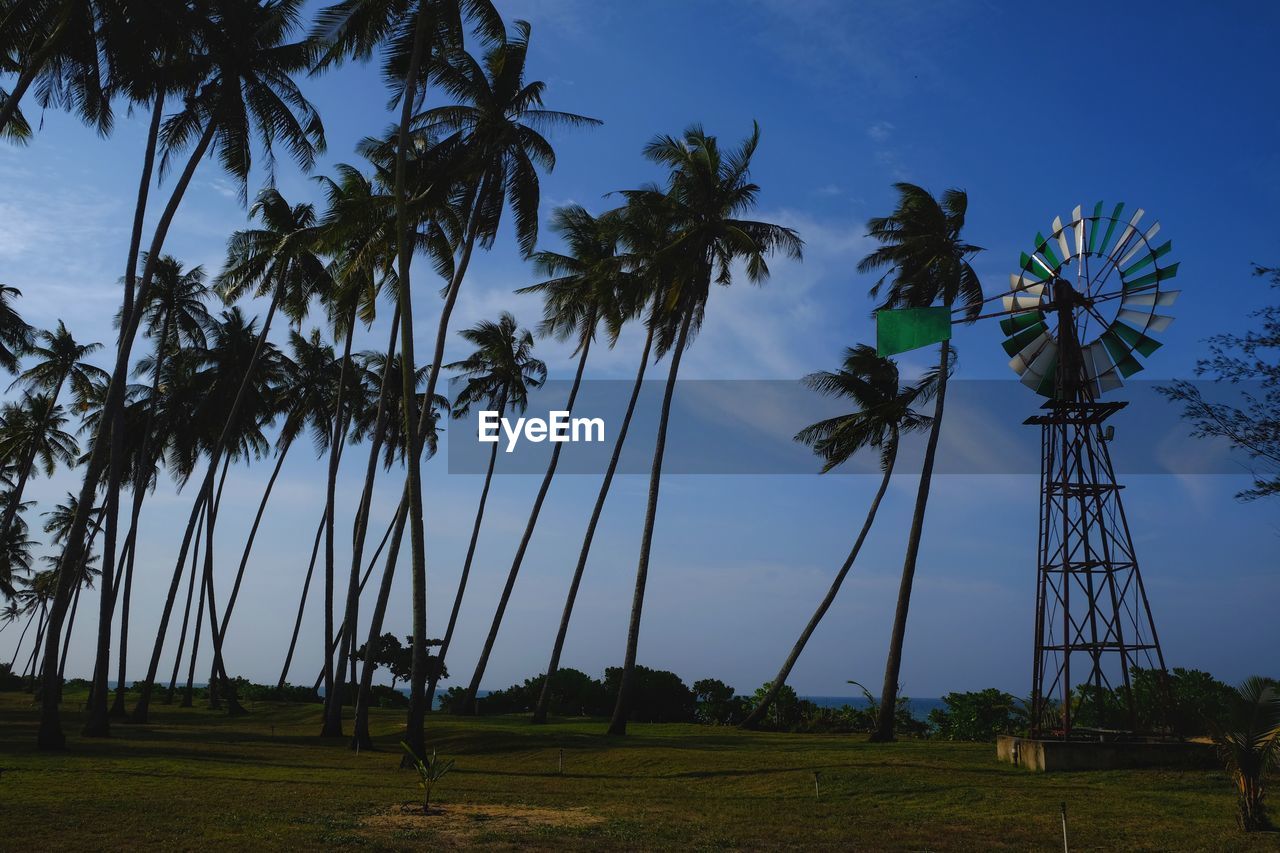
1211;677;1280;831
400;741;455;815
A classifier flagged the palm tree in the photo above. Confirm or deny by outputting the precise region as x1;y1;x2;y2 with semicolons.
40;0;326;749
858;183;983;742
0;0;110;139
459;206;621;712
0;496;35;601
0;323;103;544
217;328;339;703
431;312;545;711
607;124;802;735
0;285;34;374
740;346;940;727
312;0;502;757
108;255;212;717
1213;676;1280;831
530;200;666;724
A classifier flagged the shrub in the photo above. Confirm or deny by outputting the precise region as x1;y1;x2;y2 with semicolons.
928;688;1028;741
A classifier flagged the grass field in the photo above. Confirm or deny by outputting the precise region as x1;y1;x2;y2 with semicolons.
0;690;1273;850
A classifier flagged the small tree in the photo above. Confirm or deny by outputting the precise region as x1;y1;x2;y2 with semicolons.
400;742;455;815
1212;677;1280;831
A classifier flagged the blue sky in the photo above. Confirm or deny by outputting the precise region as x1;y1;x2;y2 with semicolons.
1;0;1277;698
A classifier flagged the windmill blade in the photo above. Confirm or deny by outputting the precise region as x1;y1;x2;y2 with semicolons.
1003;292;1043;312
1118;222;1162;268
1087;201;1107;255
1020;252;1056;279
1122;289;1179;308
1009;331;1053;374
1123;262;1179;291
1084;341;1123;394
1053;216;1071;262
1101;326;1148;377
1009;272;1047;292
1020;340;1059;395
1114;313;1169;350
1107;207;1146;264
1120;240;1173;278
1073;205;1085;258
1000;311;1043;336
1003;321;1049;357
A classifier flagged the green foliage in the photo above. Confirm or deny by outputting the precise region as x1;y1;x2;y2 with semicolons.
0;663;22;691
399;742;455;815
352;633;418;689
693;678;747;725
1212;677;1280;831
603;666;696;723
928;689;1028;742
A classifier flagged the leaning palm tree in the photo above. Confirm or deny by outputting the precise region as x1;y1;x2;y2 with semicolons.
1213;676;1280;831
41;0;327;749
312;0;502;756
858;183;983;742
431;312;545;711
107;254;212;718
740;346;940;728
460;206;621;713
607;124;802;736
531;201;664;724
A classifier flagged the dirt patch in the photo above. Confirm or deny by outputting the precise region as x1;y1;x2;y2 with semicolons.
363;801;603;846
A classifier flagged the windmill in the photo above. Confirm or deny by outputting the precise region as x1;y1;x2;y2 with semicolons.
1003;202;1174;738
876;201;1178;739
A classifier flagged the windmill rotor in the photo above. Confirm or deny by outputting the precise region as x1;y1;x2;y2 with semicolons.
999;202;1180;399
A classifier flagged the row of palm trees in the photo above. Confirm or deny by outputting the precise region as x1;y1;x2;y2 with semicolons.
2;0;982;752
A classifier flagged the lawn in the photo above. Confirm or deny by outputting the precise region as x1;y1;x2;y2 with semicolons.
0;690;1271;850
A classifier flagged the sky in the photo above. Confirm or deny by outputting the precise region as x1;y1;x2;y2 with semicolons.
1;0;1277;699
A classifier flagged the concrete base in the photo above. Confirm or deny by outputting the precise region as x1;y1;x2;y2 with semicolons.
996;734;1217;772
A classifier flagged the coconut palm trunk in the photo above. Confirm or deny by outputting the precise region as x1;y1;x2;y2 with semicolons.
181;550;207;708
533;322;654;723
39;120;219;748
278;510;327;692
462;336;594;712
56;580;83;684
209;437;292;663
424;418;501;712
321;310;358;736
742;443;898;728
165;501;207;704
351;493;408;750
608;312;692;736
872;339;949;742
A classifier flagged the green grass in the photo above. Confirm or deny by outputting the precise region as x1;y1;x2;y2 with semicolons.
0;690;1272;850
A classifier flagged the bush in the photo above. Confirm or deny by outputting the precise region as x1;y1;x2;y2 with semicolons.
928;689;1028;741
693;678;748;725
603;666;696;723
0;663;22;691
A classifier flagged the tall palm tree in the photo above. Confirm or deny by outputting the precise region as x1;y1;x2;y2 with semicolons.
107;255;212;717
530;200;667;723
0;285;34;374
390;20;598;750
0;321;101;542
858;183;982;742
460;206;621;712
431;312;544;710
0;496;35;601
740;346;940;727
607;124;802;735
41;0;327;749
312;0;502;758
